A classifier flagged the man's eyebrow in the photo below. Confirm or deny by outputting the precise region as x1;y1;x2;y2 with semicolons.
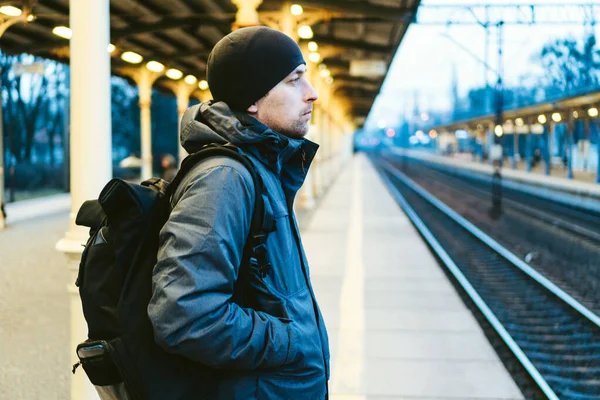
289;69;305;79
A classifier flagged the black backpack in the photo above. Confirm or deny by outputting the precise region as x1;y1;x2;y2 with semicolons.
72;144;275;400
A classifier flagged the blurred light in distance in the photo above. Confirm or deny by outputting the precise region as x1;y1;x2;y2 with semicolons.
319;68;330;78
573;111;579;119
455;129;469;139
52;26;72;39
419;135;431;144
166;68;183;80
429;129;438;139
308;41;318;52
146;61;164;73
291;4;303;15
107;43;116;53
184;75;197;85
551;112;562;122
538;114;547;124
121;51;143;64
386;128;396;138
298;25;313;39
308;52;320;63
494;124;503;137
420;112;429;121
198;80;209;90
0;6;22;16
588;107;598;117
515;118;524;126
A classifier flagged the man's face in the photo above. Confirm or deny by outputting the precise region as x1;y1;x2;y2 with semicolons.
248;64;318;139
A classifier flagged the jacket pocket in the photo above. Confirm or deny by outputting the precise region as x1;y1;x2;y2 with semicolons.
263;200;306;297
247;266;292;321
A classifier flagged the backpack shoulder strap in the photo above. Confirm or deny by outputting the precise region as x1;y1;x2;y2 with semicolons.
167;144;275;296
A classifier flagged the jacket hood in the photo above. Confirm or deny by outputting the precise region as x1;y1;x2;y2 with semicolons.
180;101;318;176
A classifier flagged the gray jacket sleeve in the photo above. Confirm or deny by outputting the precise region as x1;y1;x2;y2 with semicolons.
148;158;295;370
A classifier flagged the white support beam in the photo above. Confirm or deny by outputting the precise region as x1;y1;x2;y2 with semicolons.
56;1;112;399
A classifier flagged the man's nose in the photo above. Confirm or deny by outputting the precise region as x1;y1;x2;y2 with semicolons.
306;82;318;103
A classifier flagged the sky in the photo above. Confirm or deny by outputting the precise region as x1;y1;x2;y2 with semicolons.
364;0;600;130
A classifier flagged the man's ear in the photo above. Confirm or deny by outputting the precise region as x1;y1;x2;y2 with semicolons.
247;104;258;114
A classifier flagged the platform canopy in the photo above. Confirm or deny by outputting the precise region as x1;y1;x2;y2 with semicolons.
1;0;421;125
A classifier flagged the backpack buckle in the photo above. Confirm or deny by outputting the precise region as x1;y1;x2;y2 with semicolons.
251;243;267;256
249;257;272;278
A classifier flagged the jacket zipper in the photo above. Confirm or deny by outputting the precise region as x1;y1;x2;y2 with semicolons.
301;149;306;175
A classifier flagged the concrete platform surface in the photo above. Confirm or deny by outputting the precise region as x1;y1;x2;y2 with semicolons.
305;154;524;400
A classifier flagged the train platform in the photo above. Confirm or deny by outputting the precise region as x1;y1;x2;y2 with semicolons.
0;153;525;399
303;153;523;399
393;148;600;212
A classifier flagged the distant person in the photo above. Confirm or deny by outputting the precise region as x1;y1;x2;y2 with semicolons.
159;153;178;183
532;149;541;167
147;26;329;399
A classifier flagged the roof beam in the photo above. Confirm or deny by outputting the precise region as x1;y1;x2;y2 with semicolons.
111;16;231;38
307;35;393;54
333;74;381;85
263;0;416;21
336;87;379;98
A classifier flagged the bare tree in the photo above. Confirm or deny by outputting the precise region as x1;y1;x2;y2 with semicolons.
535;34;600;96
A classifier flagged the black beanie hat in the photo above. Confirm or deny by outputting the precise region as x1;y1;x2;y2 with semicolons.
207;26;306;111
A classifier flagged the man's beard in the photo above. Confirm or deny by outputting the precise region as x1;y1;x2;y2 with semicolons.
280;118;309;139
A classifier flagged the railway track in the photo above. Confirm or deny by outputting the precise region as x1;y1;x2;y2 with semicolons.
388;155;600;244
374;157;600;400
382;154;600;316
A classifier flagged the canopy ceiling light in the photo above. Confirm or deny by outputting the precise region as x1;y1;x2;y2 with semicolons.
146;61;165;73
166;68;183;80
121;51;143;64
184;75;198;85
52;26;72;39
298;25;313;39
0;6;22;16
290;4;303;16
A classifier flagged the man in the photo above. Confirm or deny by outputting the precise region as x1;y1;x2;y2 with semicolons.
148;26;330;399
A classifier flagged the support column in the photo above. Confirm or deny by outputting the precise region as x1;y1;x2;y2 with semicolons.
567;111;575;180
595;114;600;184
584;117;590;171
512;128;518;169
487;122;494;165
543;122;551;176
280;2;297;40
167;80;198;164
231;0;263;29
0;97;5;230
525;118;532;172
56;1;112;399
121;67;162;180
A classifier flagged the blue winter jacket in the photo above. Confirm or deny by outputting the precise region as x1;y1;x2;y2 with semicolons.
148;101;330;399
